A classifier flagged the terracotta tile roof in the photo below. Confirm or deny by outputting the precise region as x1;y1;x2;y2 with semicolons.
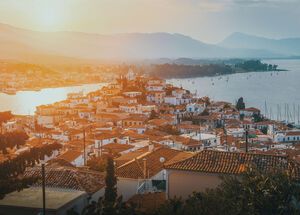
286;131;300;136
116;147;182;179
57;150;82;163
24;165;105;194
165;150;300;179
102;143;134;154
243;107;260;112
148;119;169;127
114;144;162;167
164;151;194;166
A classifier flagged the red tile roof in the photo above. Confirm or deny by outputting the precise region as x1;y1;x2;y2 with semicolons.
116;147;183;179
57;150;82;163
165;150;300;179
102;143;134;154
24;165;105;194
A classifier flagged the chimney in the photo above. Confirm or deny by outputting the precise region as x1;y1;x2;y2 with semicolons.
143;158;147;179
148;143;154;152
148;140;154;152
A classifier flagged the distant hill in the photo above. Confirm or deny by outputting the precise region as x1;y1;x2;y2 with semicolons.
220;32;300;56
0;23;291;62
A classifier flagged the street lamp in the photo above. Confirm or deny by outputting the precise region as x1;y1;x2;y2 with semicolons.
41;160;46;215
245;128;249;153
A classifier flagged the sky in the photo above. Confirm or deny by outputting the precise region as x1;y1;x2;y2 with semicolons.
0;0;299;43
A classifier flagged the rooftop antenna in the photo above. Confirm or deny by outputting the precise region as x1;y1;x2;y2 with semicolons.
298;105;300;125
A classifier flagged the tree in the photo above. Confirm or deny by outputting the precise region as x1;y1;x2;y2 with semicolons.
260;127;268;135
236;97;245;110
153;168;300;215
240;113;245;121
149;110;158;120
253;113;264;122
0;142;62;199
104;155;118;214
200;109;209;116
82;156;138;215
87;157;107;172
0;111;13;134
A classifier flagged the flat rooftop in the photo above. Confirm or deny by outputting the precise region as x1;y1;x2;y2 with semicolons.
0;187;86;210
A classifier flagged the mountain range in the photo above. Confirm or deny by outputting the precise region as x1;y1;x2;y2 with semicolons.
0;23;299;63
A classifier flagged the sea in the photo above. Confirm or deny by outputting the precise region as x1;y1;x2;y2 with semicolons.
0;83;105;115
168;59;300;124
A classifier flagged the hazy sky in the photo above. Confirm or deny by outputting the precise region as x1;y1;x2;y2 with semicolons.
0;0;299;43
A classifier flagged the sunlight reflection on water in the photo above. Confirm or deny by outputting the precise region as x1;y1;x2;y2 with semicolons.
0;83;105;115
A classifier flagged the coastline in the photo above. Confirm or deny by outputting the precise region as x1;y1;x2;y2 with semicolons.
0;81;108;95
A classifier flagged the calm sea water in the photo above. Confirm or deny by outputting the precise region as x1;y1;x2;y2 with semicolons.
0;83;105;115
169;59;300;123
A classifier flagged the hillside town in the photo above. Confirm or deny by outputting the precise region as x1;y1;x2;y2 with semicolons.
0;61;116;94
0;69;300;214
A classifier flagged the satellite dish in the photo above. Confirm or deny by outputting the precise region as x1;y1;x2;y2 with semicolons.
159;157;166;163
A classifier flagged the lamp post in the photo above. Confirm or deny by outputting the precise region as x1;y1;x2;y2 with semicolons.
245;129;249;153
83;128;86;166
41;160;46;215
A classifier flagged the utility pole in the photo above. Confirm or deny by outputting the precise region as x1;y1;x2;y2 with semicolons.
83;128;86;166
245;129;249;153
41;162;46;215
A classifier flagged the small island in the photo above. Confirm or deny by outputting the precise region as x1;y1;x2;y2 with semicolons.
147;59;286;79
234;60;280;72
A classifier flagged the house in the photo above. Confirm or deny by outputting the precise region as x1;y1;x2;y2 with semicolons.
274;130;300;143
147;118;170;129
177;123;204;134
0;162;106;215
172;136;203;151
122;115;147;127
123;91;142;98
101;143;134;155
164;96;177;105
240;107;261;117
57;150;84;167
165;150;300;199
0;187;87;215
116;147;185;201
126;125;147;134
24;162;105;201
147;77;166;86
146;91;166;104
36;115;56;128
94;132;119;151
172;88;186;98
146;84;165;92
226;126;245;138
186;103;206;114
119;104;139;114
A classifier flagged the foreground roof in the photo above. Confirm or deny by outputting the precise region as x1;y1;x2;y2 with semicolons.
0;187;85;210
116;147;185;179
165;150;300;178
24;164;105;194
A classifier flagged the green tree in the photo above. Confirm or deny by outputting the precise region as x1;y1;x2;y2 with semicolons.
153;168;300;215
236;97;245;110
253;113;264;122
103;156;118;214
